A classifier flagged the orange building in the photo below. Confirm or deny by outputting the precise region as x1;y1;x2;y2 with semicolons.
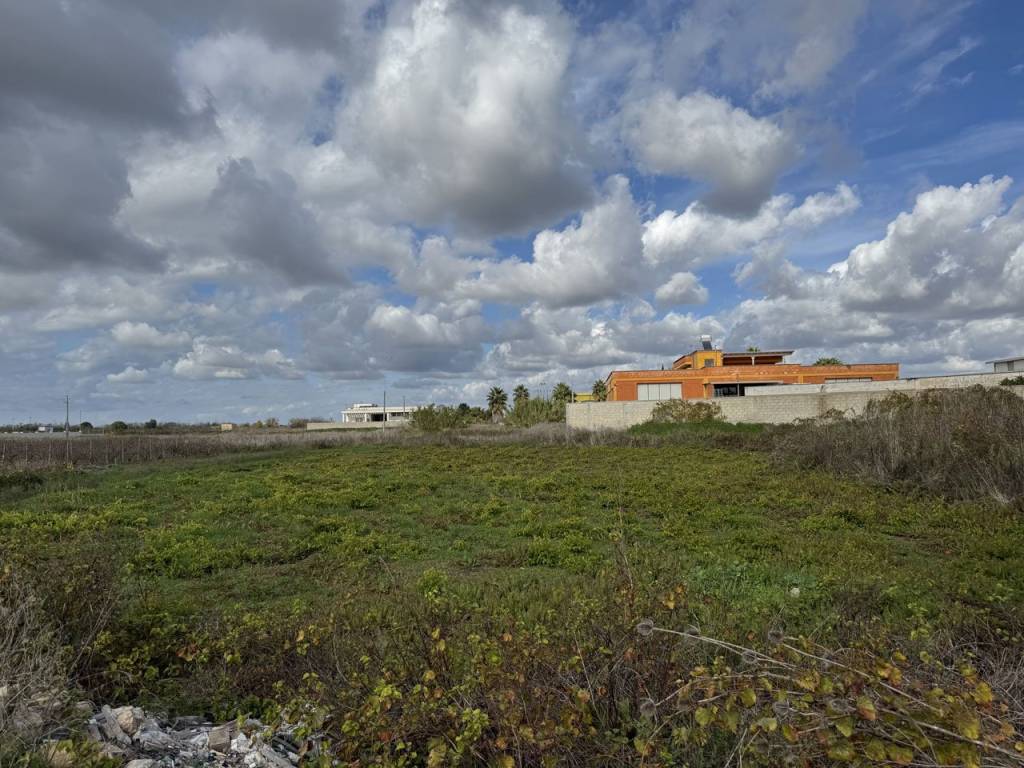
606;339;899;401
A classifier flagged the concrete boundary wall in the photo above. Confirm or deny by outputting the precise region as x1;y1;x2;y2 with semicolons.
306;421;408;431
566;384;1024;430
747;372;1009;397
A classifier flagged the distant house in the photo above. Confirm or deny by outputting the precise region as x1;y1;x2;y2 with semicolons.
220;423;235;431
605;336;899;401
340;403;420;423
987;355;1024;374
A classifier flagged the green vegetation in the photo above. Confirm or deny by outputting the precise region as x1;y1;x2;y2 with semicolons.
486;386;507;420
1000;374;1024;386
649;398;723;424
591;379;608;401
2;435;1023;764
814;356;846;366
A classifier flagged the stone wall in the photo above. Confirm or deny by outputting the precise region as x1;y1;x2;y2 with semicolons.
566;383;1024;430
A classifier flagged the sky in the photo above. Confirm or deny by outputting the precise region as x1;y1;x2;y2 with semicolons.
2;0;1024;424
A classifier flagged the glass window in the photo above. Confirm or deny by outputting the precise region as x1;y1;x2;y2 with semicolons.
637;383;681;400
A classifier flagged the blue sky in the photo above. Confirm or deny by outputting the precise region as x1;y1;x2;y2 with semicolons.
1;0;1023;424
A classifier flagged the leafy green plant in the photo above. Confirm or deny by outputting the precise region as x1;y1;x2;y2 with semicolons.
649;399;723;423
1000;375;1024;386
410;404;471;432
634;619;1024;767
505;397;564;427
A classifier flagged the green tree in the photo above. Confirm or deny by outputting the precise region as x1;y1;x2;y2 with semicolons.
551;382;573;405
487;387;508;420
591;379;608;401
144;419;158;429
108;421;128;432
512;384;530;408
746;346;761;352
814;356;845;366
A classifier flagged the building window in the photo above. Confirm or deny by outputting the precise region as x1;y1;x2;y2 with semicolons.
713;384;739;397
637;383;681;400
703;359;716;367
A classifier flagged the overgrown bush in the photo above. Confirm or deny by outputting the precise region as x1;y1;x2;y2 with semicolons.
1001;375;1024;386
0;566;69;760
505;396;565;427
410;404;474;432
649;398;723;424
773;386;1024;506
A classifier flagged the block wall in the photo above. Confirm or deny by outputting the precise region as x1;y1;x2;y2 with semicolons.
566;385;1024;430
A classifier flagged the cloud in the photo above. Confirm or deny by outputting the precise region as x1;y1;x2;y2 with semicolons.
364;304;488;373
339;0;592;235
110;322;191;349
729;175;1024;366
664;0;870;101
643;183;859;268
0;0;206;133
911;35;981;101
107;366;150;384
622;90;797;216
210;158;347;285
0;124;164;272
453;175;642;308
172;340;303;380
654;272;709;306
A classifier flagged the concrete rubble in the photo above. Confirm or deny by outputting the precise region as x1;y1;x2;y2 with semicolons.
43;703;325;767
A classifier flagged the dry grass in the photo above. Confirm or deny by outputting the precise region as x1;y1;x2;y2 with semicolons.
0;566;69;757
772;386;1024;506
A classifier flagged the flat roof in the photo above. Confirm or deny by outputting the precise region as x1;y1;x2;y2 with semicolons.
672;349;795;363
985;355;1024;364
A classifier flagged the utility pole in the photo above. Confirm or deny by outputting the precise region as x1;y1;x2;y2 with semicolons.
382;390;387;436
65;394;71;466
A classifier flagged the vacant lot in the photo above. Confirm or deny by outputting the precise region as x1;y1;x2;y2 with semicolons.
2;441;1023;764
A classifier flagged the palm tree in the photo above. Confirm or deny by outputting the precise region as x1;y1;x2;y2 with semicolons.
487;386;508;420
551;382;573;405
512;384;530;408
591;379;608;401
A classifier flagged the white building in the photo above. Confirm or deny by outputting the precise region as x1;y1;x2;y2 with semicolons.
987;355;1024;374
340;403;420;423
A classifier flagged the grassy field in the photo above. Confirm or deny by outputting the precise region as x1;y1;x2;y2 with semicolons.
3;438;1023;764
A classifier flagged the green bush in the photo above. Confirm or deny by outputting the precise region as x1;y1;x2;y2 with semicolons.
505;397;564;427
410;404;472;431
1000;375;1024;386
649;398;723;424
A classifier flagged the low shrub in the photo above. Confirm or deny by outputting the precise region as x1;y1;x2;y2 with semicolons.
649;398;723;424
410;405;472;432
0;566;70;760
772;386;1024;505
505;397;564;428
1001;375;1024;386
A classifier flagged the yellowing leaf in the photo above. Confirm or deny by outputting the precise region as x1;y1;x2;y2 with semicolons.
864;739;887;761
955;711;982;741
856;695;877;721
827;741;856;761
781;723;799;743
694;707;713;727
835;716;854;738
496;755;515;768
972;682;993;705
740;688;757;707
886;743;915;765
